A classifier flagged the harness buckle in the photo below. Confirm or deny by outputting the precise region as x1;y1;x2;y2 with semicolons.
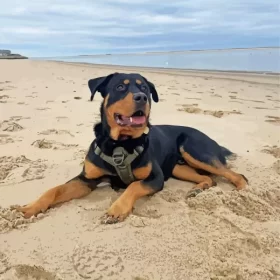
112;152;125;166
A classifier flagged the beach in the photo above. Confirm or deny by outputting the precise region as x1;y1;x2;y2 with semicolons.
0;59;280;280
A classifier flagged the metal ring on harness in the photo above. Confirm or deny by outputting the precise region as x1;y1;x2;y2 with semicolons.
112;152;125;166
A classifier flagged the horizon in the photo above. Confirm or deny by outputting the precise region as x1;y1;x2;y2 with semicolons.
1;0;279;57
31;46;279;59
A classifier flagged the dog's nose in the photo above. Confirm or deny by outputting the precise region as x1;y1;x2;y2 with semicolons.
133;92;147;104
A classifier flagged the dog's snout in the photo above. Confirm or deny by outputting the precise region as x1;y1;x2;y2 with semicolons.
133;92;147;104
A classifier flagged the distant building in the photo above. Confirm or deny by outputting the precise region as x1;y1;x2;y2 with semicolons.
0;50;11;56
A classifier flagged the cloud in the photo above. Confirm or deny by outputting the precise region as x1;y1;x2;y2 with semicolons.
0;0;279;56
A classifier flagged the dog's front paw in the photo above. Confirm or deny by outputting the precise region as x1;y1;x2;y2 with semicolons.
101;200;133;224
16;202;48;219
186;189;203;198
236;174;249;190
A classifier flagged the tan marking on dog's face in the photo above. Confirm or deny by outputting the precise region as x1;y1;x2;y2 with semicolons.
136;79;142;85
103;93;150;140
123;79;130;85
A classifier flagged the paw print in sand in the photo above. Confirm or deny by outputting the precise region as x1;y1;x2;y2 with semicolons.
72;245;124;279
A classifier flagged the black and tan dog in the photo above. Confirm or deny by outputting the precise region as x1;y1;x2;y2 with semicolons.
17;73;248;223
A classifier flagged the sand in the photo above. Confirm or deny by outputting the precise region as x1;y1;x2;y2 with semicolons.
0;60;280;280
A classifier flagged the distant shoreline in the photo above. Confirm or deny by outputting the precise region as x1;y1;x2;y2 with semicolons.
40;60;280;86
31;47;280;74
77;46;279;57
0;55;28;60
51;60;280;76
33;46;279;59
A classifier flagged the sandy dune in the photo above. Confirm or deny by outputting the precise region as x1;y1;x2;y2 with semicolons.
0;60;280;280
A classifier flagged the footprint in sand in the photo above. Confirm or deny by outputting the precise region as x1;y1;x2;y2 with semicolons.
265;115;280;125
261;145;280;158
255;106;276;110
184;97;202;100
56;116;68;123
35;107;51;111
71;149;87;162
0;95;9;103
133;204;163;219
9;116;30;122
186;188;278;222
0;251;9;274
31;139;78;150
177;104;242;118
26;94;37;98
72;244;124;279
0;206;46;234
157;188;186;203
0;264;61;280
0;121;23;132
272;160;280;175
229;100;243;104
38;129;74;137
0;155;47;184
0;134;22;145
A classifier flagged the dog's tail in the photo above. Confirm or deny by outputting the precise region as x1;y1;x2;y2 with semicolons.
221;146;232;157
220;146;237;164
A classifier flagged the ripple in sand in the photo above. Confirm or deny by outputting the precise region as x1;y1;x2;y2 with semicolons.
0;121;23;132
0;95;9;103
177;104;242;118
0;134;17;145
72;244;124;279
262;145;280;158
31;139;78;150
38;129;74;137
0;264;61;280
186;187;278;222
265;115;280;125
272;160;280;175
0;155;47;183
0;206;46;234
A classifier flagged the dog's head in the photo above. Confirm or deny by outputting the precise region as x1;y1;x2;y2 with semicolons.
88;72;158;141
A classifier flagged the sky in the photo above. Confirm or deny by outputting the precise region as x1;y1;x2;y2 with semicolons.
0;0;279;57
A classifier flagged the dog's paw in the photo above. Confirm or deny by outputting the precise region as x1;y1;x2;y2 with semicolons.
235;174;249;190
186;189;203;198
15;202;47;219
100;215;121;224
101;200;132;224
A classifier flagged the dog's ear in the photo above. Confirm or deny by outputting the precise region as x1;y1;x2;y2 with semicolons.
88;73;116;101
142;77;159;103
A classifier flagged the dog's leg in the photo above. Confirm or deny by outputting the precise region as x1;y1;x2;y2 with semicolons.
172;164;217;197
180;147;248;190
17;159;107;218
17;180;93;218
103;181;155;224
103;161;164;224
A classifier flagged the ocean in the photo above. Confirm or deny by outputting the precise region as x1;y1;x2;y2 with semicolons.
37;48;280;73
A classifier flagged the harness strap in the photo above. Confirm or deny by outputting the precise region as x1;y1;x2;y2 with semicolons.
94;145;144;185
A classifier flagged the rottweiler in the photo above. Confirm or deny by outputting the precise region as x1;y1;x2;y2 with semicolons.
17;72;248;224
